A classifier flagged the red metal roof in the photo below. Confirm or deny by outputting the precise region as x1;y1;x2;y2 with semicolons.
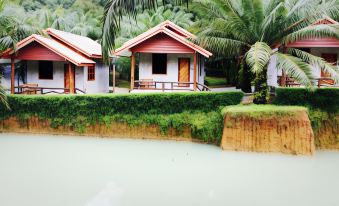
1;34;95;66
113;21;212;58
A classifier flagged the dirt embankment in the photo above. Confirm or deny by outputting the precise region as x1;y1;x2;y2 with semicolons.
221;111;315;155
314;116;339;150
0;116;193;142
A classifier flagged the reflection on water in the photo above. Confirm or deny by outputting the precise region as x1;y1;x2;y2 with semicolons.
0;133;338;206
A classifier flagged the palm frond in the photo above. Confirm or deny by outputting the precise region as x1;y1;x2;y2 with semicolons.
245;42;272;74
195;36;248;56
288;48;339;84
276;52;314;86
282;24;339;45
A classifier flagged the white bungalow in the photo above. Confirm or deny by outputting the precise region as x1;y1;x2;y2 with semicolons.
0;29;109;94
113;20;213;92
268;17;339;88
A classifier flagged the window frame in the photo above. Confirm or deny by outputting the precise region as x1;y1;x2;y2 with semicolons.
38;61;54;80
152;53;167;75
88;65;95;81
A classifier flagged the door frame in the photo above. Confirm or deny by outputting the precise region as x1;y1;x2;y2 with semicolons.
178;58;190;87
64;64;75;93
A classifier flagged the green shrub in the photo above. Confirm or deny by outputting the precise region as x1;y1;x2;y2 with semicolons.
0;92;241;144
273;88;339;113
0;91;243;119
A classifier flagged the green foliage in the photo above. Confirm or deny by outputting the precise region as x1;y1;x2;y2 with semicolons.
0;92;242;143
222;105;307;119
96;111;224;144
252;66;269;104
1;92;243;117
307;109;331;130
192;0;339;100
273;88;339;113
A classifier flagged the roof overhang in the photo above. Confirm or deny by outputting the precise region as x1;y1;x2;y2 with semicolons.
113;26;212;58
1;35;95;66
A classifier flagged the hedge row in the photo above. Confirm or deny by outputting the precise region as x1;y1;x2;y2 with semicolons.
0;92;243;119
273;88;339;113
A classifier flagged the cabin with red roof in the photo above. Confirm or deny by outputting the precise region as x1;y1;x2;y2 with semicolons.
0;29;109;94
113;21;212;92
267;17;339;88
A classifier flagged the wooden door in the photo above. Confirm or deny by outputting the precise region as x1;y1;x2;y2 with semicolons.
321;53;337;85
64;64;75;93
178;58;190;87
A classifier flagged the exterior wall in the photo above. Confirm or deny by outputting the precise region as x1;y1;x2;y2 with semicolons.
138;53;205;89
83;60;109;94
75;66;84;91
267;54;278;87
26;61;65;89
1;60;109;94
132;33;195;54
14;42;65;61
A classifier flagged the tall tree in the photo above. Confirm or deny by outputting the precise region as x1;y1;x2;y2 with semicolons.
193;0;339;103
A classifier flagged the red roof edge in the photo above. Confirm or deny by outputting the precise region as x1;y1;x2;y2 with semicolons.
113;22;212;58
1;34;95;66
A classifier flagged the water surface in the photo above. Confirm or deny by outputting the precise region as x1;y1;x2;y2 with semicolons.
0;133;338;206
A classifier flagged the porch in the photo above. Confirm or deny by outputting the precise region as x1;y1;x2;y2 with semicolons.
6;60;88;95
0;34;98;94
113;21;212;93
132;80;211;92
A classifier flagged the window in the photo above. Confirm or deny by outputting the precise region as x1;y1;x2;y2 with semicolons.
152;54;167;74
39;61;53;79
88;66;95;81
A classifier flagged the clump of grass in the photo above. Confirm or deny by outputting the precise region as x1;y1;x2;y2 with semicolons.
222;104;308;118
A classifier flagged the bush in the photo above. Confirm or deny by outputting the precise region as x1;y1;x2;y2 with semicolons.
273;88;339;113
0;91;243;120
0;92;238;144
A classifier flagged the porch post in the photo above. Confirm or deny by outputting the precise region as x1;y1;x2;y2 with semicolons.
130;52;135;91
193;52;197;92
68;63;75;94
112;64;116;93
11;57;15;94
280;70;286;87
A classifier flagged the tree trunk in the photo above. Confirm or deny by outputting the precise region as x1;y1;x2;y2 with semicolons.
238;62;252;93
253;67;269;104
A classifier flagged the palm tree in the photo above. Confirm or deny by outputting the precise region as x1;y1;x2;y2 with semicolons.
101;0;187;61
192;0;339;103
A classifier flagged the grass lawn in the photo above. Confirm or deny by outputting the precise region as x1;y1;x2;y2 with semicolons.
115;79;130;88
222;105;307;118
205;76;227;87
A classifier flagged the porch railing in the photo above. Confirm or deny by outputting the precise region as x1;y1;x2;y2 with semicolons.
14;86;86;94
133;80;211;92
281;77;337;88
